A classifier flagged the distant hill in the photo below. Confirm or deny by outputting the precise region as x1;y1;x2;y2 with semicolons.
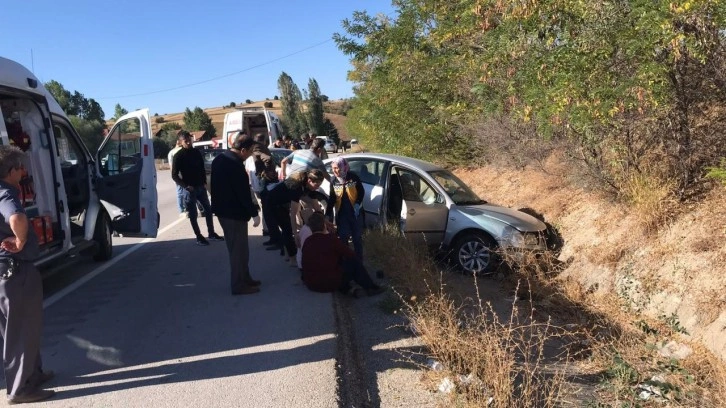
146;99;350;141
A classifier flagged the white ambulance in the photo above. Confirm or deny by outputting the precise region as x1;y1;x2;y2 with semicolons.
0;56;159;271
220;107;283;149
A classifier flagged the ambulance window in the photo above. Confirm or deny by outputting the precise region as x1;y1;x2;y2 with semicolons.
54;125;83;166
99;117;142;176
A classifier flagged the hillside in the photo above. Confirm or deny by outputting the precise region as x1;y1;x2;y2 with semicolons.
149;99;350;141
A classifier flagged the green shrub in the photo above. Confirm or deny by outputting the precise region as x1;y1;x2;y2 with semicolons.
706;159;726;185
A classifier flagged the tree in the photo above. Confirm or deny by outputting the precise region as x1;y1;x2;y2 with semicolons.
229;101;236;107
183;107;216;139
323;118;339;145
277;72;306;137
69;117;105;153
45;80;72;114
44;80;105;121
306;78;325;136
113;104;128;121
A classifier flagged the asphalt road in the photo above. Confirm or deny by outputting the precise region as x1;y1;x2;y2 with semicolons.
4;172;340;407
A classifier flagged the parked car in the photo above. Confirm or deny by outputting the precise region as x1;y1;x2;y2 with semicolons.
324;153;549;274
324;140;337;153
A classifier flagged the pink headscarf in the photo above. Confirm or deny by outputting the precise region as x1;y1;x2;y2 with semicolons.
332;156;349;183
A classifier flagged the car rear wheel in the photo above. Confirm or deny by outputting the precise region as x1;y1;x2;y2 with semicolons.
93;211;113;261
452;232;498;275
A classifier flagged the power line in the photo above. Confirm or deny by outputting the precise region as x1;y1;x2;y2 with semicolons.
98;38;333;100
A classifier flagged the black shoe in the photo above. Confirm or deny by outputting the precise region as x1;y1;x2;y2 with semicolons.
262;239;278;246
208;233;224;241
245;279;261;287
32;370;54;387
196;236;210;246
262;230;269;236
7;389;56;404
265;244;282;251
232;286;260;295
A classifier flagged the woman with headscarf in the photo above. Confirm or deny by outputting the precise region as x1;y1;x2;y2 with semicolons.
327;157;366;259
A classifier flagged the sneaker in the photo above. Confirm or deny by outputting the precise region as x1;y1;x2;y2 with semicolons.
208;233;224;241
196;236;210;246
179;212;187;218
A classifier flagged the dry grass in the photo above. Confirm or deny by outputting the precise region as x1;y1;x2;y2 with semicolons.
618;171;677;232
365;228;571;407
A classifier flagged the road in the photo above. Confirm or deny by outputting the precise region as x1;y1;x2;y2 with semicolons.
5;172;340;407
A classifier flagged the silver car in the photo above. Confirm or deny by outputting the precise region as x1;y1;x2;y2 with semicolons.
324;153;548;274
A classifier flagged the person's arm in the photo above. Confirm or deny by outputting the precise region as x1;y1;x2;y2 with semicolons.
280;152;294;181
171;152;186;189
326;181;336;222
1;213;29;253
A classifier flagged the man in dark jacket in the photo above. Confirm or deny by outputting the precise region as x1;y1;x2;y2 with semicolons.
211;133;261;295
171;131;223;246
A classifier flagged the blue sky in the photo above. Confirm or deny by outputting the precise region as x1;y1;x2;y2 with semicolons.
0;0;394;119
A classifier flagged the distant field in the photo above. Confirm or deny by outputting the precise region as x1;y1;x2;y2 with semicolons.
149;99;350;141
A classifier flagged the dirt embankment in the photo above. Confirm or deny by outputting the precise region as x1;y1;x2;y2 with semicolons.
455;158;726;361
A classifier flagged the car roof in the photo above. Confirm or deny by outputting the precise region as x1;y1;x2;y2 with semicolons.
335;153;444;172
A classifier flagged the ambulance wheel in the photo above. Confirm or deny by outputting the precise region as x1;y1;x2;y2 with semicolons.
93;211;113;261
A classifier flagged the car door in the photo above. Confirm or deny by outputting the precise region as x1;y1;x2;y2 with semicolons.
95;109;159;238
392;167;448;246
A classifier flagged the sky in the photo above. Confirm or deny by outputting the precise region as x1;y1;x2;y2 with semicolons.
0;0;395;119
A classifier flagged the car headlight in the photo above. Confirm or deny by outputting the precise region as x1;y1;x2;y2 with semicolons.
502;227;541;248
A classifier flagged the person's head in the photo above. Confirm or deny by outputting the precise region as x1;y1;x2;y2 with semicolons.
253;133;266;144
310;138;325;155
178;130;193;149
307;211;327;233
0;145;27;187
273;138;283;146
305;169;325;191
331;157;349;180
231;132;255;160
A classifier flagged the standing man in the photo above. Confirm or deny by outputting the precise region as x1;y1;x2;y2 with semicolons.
0;146;55;404
171;131;224;246
211;133;261;295
167;138;185;217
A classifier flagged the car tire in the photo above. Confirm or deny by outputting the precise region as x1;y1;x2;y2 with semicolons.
93;211;113;262
451;232;498;275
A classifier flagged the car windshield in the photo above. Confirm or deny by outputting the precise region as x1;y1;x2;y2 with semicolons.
428;170;486;205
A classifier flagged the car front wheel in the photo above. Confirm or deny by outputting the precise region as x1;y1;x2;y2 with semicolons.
452;233;498;274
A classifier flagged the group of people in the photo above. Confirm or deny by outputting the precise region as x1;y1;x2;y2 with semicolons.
171;131;384;298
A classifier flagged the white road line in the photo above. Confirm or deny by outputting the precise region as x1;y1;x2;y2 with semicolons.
43;216;187;309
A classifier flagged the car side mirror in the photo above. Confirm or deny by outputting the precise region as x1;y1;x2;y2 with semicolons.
435;194;445;204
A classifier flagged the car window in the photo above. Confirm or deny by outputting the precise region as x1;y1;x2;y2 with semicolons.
395;168;437;204
99;117;142;176
348;159;385;185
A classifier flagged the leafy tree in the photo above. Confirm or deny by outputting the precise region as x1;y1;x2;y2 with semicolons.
274;95;279;100
113;104;128;121
306;78;325;135
335;1;726;195
229;101;236;107
277;72;307;137
45;80;72;114
69;117;105;153
245;99;252;104
323;118;339;144
44;80;105;121
183;107;216;139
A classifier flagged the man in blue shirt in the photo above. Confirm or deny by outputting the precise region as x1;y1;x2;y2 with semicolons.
0;146;55;404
